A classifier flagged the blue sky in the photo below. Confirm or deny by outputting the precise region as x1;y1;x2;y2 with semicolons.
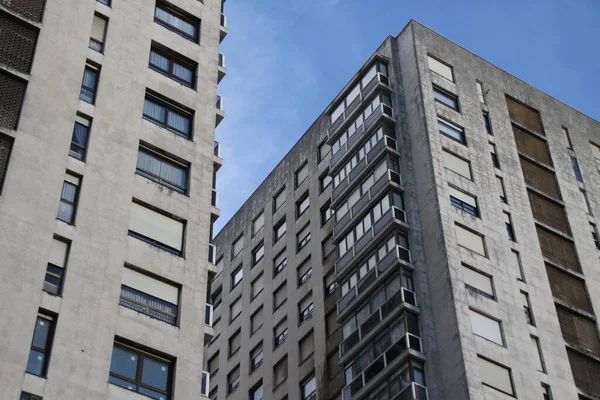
214;0;600;232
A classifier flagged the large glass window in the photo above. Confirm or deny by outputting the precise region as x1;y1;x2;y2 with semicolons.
438;118;465;144
149;44;197;87
154;1;199;42
80;64;100;104
136;146;188;193
128;201;185;255
301;375;316;400
57;173;80;224
143;92;193;138
70;115;91;161
26;313;55;376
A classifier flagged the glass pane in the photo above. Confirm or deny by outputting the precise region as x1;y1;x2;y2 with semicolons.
57;201;74;222
139;386;168;400
32;317;50;349
26;349;45;375
150;50;170;71
72;123;88;147
109;375;138;391
167;110;190;134
144;99;166;122
110;346;138;379
173;63;193;84
62;182;77;202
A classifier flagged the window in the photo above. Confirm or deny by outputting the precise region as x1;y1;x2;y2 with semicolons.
470;309;503;345
230;266;243;289
320;170;332;192
69;115;91;161
298;259;312;286
442;149;472;179
232;236;243;258
530;336;546;372
251;343;264;371
433;86;459;111
449;186;478;216
318;141;331;162
44;237;69;295
80;63;99;104
463;264;494;299
427;55;454;82
511;250;525;282
252;212;265;236
250;382;264;400
20;393;42;400
296;193;309;218
478;356;514;396
324;272;338;297
119;266;179;325
143;91;193;138
297;225;311;251
227;365;240;394
274;251;287;276
274;218;286;242
504;212;516;242
591;223;600;249
89;14;107;52
274;319;288;348
274;282;287;310
252;243;264;266
274;187;286;212
108;341;173;399
489;143;500;169
580;189;592;215
251;307;264;334
542;384;552;400
154;1;200;42
299;294;314;323
57;173;80;224
322;233;335;260
299;330;314;362
321;201;333;225
208;352;219;377
136;145;189;193
455;224;486;256
476;81;485;103
230;297;241;322
128;201;185;255
496;176;507;203
438;118;465;144
229;330;241;356
296;162;308;187
591;142;600;169
571;156;583;182
483;111;492;135
149;43;197;87
26;312;55;376
301;375;317;400
562;127;573;149
251;273;264;298
273;356;288;386
97;0;111;5
521;291;534;326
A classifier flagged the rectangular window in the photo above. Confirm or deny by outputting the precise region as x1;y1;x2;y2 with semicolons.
252;212;264;236
591;142;600;169
318;142;330;162
274;187;286;212
324;272;338;297
483;111;492;135
301;375;317;400
229;330;241;356
433;86;459;111
427;55;454;82
320;201;334;225
591;223;600;249
252;243;264;266
463;264;494;299
80;63;99;104
89;14;107;53
476;81;485;104
455;224;486;256
274;319;288;348
511;250;525;282
489;142;500;169
580;189;592;215
297;225;311;251
149;43;197;87
154;1;200;42
274;218;286;242
232;236;243;258
571;156;583;182
274;251;287;276
98;0;111;5
299;294;314;323
136;145;189;193
251;343;263;371
274;282;286;310
438;118;465;144
449;186;478;216
478;356;514;396
542;384;552;400
299;331;314;362
208;352;219;376
251;273;264;298
231;266;243;289
322;233;335;260
496;176;507;203
143;91;193;138
26;312;56;376
530;336;546;372
20;393;42;400
470;309;503;345
442;149;472;179
521;291;534;326
57;173;80;224
119;266;179;325
296;193;309;218
128;201;185;255
251;382;263;400
227;365;240;394
320;170;332;192
274;356;288;386
69;115;91;161
44;237;69;295
230;297;241;322
297;259;312;286
504;212;516;242
562;127;573;149
251;306;264;334
296;162;308;187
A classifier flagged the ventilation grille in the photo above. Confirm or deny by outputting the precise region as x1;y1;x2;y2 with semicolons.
528;191;570;235
557;307;600;356
513;124;552;166
0;11;38;73
546;265;591;312
521;157;560;199
0;0;45;22
567;349;600;397
0;71;26;130
0;133;13;192
536;226;579;272
506;96;544;134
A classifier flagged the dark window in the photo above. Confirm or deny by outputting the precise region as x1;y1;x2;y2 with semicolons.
438;118;465;144
57;174;80;224
44;237;69;296
149;44;197;87
274;218;286;242
250;381;263;400
490;143;500;169
521;291;534;326
320;201;333;225
297;226;311;251
483;111;492;135
504;213;516;242
231;266;242;288
108;342;174;399
26;313;55;376
299;300;314;323
250;343;263;371
227;365;240;394
143;92;193;138
320;172;332;193
252;243;264;266
591;223;600;249
0;133;15;193
0;71;27;130
80;64;99;104
275;326;288;347
274;252;287;276
136;146;189;193
97;0;111;5
89;14;107;53
154;1;200;42
229;330;241;356
0;11;39;74
571;156;583;182
69;115;91;161
20;393;42;400
296;193;309;218
433;86;459;111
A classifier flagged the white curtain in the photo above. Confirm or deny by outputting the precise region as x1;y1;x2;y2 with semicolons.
137;150;186;188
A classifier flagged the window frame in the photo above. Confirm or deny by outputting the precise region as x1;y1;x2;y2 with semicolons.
127;200;186;256
136;144;189;194
433;85;460;111
80;63;100;104
26;312;56;377
296;192;310;218
274;218;286;242
69;114;91;161
149;42;197;88
89;13;108;53
231;266;243;289
20;393;43;400
143;91;194;139
297;225;311;252
154;1;200;43
227;365;241;394
252;242;265;267
438;117;466;145
57;173;81;225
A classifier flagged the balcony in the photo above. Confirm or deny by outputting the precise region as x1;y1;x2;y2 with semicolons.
218;53;227;83
336;207;409;275
339;289;417;357
342;333;423;400
216;95;224;127
332;135;398;203
205;304;214;327
219;13;228;42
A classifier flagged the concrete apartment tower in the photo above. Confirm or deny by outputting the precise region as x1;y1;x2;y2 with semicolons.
0;0;226;398
204;20;600;400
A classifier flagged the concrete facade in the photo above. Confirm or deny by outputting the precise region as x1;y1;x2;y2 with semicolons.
206;20;600;400
0;0;226;399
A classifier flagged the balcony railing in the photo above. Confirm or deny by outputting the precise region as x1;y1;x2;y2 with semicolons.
342;333;423;400
214;141;222;158
205;304;214;327
201;371;210;397
339;288;417;357
208;244;216;264
211;189;219;208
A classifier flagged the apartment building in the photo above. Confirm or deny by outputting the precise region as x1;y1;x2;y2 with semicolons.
205;20;600;400
0;0;227;398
